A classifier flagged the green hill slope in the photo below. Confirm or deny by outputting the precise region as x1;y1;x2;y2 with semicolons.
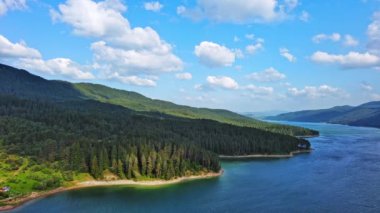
74;83;317;136
0;63;316;136
0;64;82;101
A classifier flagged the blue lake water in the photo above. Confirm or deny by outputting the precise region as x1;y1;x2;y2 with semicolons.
10;122;380;212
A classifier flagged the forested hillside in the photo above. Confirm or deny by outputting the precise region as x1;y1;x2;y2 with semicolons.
0;63;314;199
74;83;315;136
0;63;316;137
268;102;380;128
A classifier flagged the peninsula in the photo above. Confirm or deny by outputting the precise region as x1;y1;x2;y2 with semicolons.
0;64;317;211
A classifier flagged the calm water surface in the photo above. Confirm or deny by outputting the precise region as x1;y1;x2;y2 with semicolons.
11;122;380;212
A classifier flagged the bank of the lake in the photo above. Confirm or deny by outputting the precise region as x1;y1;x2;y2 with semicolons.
219;149;311;159
0;171;223;212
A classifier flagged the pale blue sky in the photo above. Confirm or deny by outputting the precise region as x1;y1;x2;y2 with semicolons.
0;0;379;112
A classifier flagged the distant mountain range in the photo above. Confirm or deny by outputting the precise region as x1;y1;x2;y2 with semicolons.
268;102;380;128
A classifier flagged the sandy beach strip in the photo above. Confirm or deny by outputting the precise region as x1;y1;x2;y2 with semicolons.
219;149;311;159
0;170;223;212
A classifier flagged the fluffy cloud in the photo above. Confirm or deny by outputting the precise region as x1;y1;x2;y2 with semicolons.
246;41;264;55
177;0;296;24
17;58;95;80
288;85;348;99
247;67;286;82
233;49;244;59
51;0;129;38
245;34;255;40
110;72;156;87
0;34;94;80
194;41;236;68
279;48;296;62
51;0;183;85
311;51;380;69
299;10;310;22
310;14;380;70
343;35;359;47
0;35;41;59
244;84;274;95
312;33;341;43
144;1;163;12
175;72;192;80
206;76;239;90
284;0;298;11
367;11;380;54
91;41;182;74
0;0;27;16
313;33;358;47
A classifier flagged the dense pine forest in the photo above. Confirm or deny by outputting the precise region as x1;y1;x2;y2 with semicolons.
0;64;316;200
0;96;310;178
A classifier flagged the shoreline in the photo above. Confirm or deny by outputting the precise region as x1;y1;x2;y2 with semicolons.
0;170;223;212
219;149;312;159
296;134;319;139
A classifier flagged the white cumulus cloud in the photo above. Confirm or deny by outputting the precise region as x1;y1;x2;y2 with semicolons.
311;51;380;69
246;42;264;55
245;34;255;40
284;0;298;11
207;76;239;90
244;84;274;95
175;72;192;80
312;33;341;43
0;35;41;59
17;58;95;80
177;0;296;24
51;0;183;85
144;1;163;12
288;85;348;99
247;67;286;82
194;41;236;68
367;11;380;54
0;34;94;80
343;35;359;47
51;0;129;38
110;72;157;87
0;0;27;16
91;41;182;74
279;48;296;62
299;10;310;22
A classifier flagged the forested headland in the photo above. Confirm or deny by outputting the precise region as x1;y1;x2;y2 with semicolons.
0;63;316;204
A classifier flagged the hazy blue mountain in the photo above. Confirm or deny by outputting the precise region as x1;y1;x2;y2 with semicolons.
268;103;380;128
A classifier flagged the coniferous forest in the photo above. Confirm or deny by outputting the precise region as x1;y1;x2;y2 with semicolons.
0;64;316;198
0;96;310;179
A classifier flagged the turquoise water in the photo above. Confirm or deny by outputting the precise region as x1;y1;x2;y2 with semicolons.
11;122;380;212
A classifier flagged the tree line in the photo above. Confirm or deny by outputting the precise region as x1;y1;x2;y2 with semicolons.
0;96;310;180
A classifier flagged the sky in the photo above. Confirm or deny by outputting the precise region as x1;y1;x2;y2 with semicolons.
0;0;380;113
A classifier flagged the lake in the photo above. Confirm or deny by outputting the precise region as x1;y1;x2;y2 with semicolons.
10;122;380;212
